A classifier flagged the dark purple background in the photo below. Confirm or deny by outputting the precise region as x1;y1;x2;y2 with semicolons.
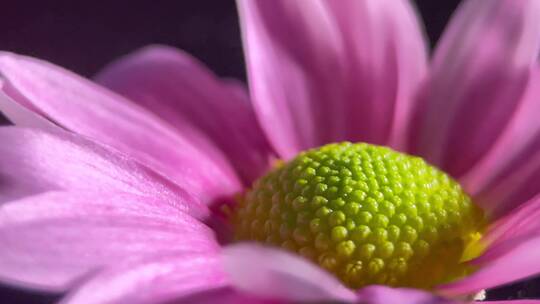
0;0;537;302
1;0;461;79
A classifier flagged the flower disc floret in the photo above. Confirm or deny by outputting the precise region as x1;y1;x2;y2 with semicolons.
232;142;485;289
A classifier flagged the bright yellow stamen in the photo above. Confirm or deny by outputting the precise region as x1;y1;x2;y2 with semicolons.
231;142;486;289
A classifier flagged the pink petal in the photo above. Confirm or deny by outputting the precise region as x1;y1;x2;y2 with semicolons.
0;191;219;292
459;68;540;205
237;0;428;158
221;243;357;303
483;194;540;246
0;88;57;131
482;301;540;304
0;52;241;204
173;288;278;304
95;46;274;184
474;135;540;218
356;286;456;304
409;0;540;178
61;253;226;304
0;127;207;217
438;233;540;296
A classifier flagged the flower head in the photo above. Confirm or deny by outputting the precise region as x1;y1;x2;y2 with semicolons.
232;142;485;290
1;0;540;303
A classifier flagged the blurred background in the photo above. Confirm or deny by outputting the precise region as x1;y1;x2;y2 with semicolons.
0;0;460;80
0;0;538;302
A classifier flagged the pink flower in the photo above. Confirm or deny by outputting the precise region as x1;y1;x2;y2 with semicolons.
1;0;540;303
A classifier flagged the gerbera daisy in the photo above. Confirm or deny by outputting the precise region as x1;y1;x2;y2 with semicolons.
1;0;540;303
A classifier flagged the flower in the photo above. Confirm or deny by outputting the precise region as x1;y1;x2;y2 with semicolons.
1;0;540;303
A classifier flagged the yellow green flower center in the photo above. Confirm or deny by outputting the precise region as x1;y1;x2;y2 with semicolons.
231;142;485;289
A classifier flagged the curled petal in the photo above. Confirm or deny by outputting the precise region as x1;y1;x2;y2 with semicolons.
0;191;218;291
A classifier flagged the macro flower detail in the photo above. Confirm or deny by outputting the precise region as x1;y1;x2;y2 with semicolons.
232;142;485;290
0;0;540;303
